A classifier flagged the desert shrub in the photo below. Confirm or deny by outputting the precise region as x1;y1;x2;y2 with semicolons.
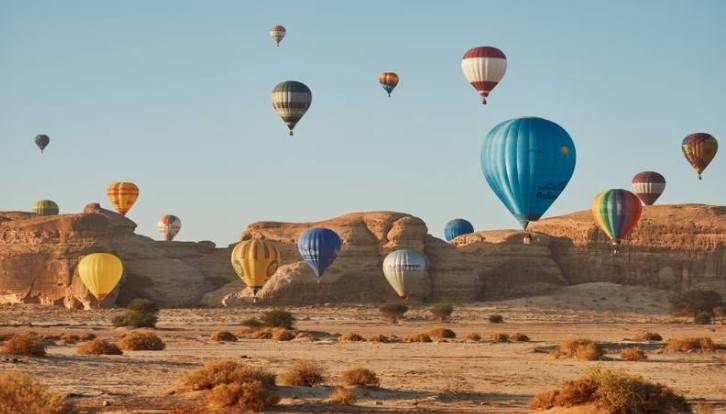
634;331;662;341
367;334;389;343
2;332;46;357
488;314;504;323
328;386;357;405
621;347;647;361
490;332;510;343
181;360;275;391
694;311;713;325
76;339;122;355
666;337;716;353
430;303;454;322
118;331;165;351
405;333;432;343
510;332;530;342
551;338;604;361
271;328;295;341
428;328;456;339
379;302;408;323
241;318;264;329
260;309;295;329
210;331;237;342
670;289;722;315
79;332;97;341
205;381;279;411
128;298;159;314
465;333;481;342
340;332;365;342
112;311;158;329
277;361;326;387
249;328;272;339
530;368;690;413
0;372;77;414
341;367;380;388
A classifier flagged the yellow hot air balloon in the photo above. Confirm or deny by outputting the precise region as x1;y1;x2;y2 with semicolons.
107;182;139;216
78;253;124;301
230;237;280;296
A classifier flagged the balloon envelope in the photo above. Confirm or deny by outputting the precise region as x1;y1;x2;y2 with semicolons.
35;134;50;152
481;117;576;230
297;227;342;277
378;72;399;97
107;182;139;216
382;249;426;300
270;25;286;46
78;253;123;301
591;189;642;250
631;171;665;205
231;238;280;295
272;81;312;136
682;133;718;179
32;199;59;216
158;215;181;241
461;46;507;105
444;219;474;241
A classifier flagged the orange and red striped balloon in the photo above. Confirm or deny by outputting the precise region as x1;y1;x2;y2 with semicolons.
682;133;718;180
106;182;139;216
378;72;399;97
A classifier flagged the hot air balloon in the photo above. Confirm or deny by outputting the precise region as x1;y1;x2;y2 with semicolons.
78;253;124;301
230;237;280;298
631;171;666;205
272;81;312;136
461;46;507;105
682;133;718;180
32;199;59;216
481;117;576;241
591;189;642;254
444;219;474;241
297;228;342;278
107;182;139;216
378;72;399;97
158;215;181;241
270;25;286;47
35;134;50;153
382;249;426;300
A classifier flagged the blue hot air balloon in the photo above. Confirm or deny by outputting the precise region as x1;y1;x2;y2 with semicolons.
444;219;474;241
297;227;342;278
481;117;576;232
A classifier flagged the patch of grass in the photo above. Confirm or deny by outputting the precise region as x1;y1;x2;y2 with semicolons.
404;333;432;343
634;331;662;341
2;332;46;357
430;303;454;322
277;361;327;387
694;311;713;325
341;367;380;388
551;338;604;361
118;331;165;351
464;332;481;342
488;314;504;323
621;347;647;361
205;381;279;411
490;332;510;343
181;360;276;391
665;337;716;353
0;372;77;414
260;309;295;329
210;331;237;342
428;328;456;339
366;334;390;343
76;339;122;355
379;302;408;323
327;386;357;405
112;298;160;328
529;368;690;413
340;332;365;342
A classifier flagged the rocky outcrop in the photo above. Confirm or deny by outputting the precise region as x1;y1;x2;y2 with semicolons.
0;204;724;308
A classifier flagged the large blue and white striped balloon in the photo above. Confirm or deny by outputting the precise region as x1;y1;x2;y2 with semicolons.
297;227;342;278
382;249;426;300
444;219;474;241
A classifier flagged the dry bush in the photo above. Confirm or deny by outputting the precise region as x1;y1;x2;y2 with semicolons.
405;333;432;343
379;302;408;323
621;347;647;361
551;339;604;361
428;328;456;339
205;381;279;411
340;332;365;342
79;332;96;341
490;332;510;343
328;386;357;405
210;331;237;342
76;339;122;355
634;331;662;341
488;314;504;323
118;331;165;351
277;361;326;387
0;372;77;414
271;328;295;341
366;334;389;343
181;360;276;391
465;332;481;342
235;327;259;337
510;332;530;342
241;318;264;328
430;303;454;322
112;311;158;329
250;328;272;339
341;367;380;388
665;337;716;353
260;309;295;329
529;368;690;413
2;332;46;357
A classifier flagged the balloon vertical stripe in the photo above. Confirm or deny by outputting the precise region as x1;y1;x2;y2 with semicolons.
591;189;642;250
682;133;718;179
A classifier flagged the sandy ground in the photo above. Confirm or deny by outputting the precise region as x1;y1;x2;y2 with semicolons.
0;283;725;413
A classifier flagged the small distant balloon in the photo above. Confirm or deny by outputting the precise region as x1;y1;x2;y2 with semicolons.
631;171;666;206
270;25;286;47
444;219;474;241
78;253;124;302
32;199;59;216
35;134;50;153
297;227;342;278
682;133;718;180
272;81;312;136
382;249;426;300
106;182;139;216
378;72;399;97
158;215;181;241
461;46;507;105
591;189;642;254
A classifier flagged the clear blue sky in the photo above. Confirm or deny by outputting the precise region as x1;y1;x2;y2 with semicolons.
1;1;724;245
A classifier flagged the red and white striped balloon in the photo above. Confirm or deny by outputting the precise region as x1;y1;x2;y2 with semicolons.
461;46;507;105
269;25;286;47
158;215;182;241
631;171;666;206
